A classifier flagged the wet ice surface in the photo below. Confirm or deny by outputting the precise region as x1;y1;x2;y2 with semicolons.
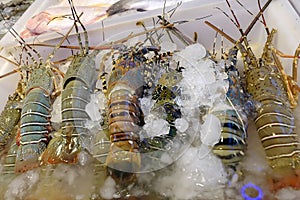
152;147;228;200
4;170;39;200
0;41;300;200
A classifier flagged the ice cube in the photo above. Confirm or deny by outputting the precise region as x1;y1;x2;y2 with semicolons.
275;188;300;200
85;93;102;121
143;118;169;137
175;43;207;62
51;96;62;123
99;176;117;200
200;114;221;146
5;170;39;200
174;118;189;132
153;146;227;200
140;96;154;116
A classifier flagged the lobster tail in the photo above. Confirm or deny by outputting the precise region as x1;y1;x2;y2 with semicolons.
103;50;151;186
41;55;97;164
213;108;247;169
106;86;143;179
2;142;18;175
16;69;54;173
255;99;300;169
0;98;22;152
210;46;248;171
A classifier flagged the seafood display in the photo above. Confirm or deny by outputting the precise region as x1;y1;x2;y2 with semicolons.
0;0;300;200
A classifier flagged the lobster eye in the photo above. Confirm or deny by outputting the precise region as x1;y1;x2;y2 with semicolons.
141;48;148;54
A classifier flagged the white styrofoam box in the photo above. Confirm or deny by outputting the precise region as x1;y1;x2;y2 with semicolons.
0;0;299;112
289;0;300;15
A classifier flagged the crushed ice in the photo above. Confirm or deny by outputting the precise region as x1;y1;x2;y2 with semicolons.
99;176;117;200
4;170;39;200
200;114;221;146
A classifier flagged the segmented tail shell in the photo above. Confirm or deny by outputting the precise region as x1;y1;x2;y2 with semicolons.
212;46;248;170
41;54;97;164
16;68;54;173
0;81;24;152
106;58;144;177
213;108;247;168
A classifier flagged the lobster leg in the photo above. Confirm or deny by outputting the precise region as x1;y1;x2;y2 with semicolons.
289;44;300;103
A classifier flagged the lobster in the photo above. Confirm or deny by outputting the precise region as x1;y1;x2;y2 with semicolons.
206;0;300;191
40;0;97;164
100;44;156;186
0;69;25;155
210;45;249;172
11;1;78;172
139;65;182;157
1;138;19;175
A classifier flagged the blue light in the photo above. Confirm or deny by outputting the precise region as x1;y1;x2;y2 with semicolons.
240;182;263;200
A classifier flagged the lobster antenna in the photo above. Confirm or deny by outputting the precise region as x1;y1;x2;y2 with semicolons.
235;0;265;24
0;47;34;80
9;28;41;65
162;0;167;21
0;53;21;79
293;44;300;82
136;21;156;45
102;20;105;41
158;14;212;46
8;45;20;65
0;12;43;65
168;1;182;18
151;17;161;42
215;7;239;29
44;20;77;64
211;31;219;59
68;0;89;55
45;29;75;56
243;0;272;38
157;0;211;46
0;68;19;79
205;0;273;47
221;30;225;57
225;0;245;36
257;0;270;35
0;54;19;67
236;0;254;15
68;0;83;54
204;21;236;44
